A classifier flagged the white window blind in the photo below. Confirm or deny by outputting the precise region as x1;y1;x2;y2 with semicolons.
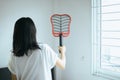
92;0;120;79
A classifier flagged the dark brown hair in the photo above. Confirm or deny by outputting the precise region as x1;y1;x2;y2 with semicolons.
13;17;40;57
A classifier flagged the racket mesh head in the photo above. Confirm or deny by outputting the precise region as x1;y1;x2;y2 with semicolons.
50;14;71;37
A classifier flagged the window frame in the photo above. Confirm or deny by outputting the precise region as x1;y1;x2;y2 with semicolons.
92;0;120;79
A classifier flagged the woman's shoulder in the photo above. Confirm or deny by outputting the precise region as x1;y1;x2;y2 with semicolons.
38;43;50;49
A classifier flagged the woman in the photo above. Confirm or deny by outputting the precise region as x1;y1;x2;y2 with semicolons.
8;17;66;80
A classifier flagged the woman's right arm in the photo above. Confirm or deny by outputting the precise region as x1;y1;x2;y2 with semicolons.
56;46;66;70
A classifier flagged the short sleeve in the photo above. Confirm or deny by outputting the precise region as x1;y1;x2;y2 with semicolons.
8;54;16;74
45;44;59;69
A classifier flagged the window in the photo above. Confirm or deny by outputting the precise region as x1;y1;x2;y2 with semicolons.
92;0;120;79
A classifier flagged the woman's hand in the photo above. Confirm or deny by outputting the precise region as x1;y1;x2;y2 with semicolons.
59;46;66;54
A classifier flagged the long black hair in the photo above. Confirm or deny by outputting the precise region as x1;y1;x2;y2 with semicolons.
13;17;40;57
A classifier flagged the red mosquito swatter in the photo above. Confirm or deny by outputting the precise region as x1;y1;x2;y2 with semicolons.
50;14;71;80
50;14;71;46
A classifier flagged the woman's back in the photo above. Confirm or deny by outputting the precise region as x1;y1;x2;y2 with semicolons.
8;44;58;80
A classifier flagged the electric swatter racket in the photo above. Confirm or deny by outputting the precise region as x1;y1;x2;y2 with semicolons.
50;14;71;46
50;14;71;80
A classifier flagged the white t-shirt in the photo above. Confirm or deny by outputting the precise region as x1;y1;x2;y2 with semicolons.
8;44;58;80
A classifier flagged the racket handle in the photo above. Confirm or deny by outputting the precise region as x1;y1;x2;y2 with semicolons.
59;34;63;46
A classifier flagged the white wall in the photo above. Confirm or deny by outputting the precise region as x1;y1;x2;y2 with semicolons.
53;0;110;80
0;0;54;68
